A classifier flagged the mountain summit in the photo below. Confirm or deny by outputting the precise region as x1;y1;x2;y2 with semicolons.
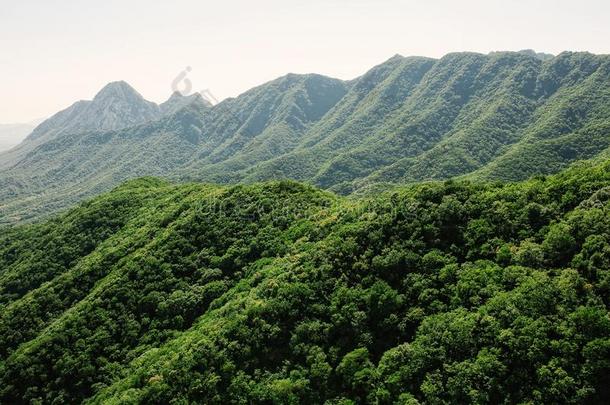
23;81;159;144
81;80;160;131
94;80;142;99
92;80;144;102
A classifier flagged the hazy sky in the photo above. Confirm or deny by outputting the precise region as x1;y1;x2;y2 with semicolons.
1;0;609;122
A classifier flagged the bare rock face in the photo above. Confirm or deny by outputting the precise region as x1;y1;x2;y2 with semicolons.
26;81;161;143
86;81;161;130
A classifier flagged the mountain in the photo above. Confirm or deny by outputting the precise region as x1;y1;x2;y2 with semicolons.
0;84;213;223
175;73;349;182
25;81;160;144
0;74;346;223
243;51;610;193
0;82;210;167
0;81;166;173
2;51;610;224
0;119;44;152
0;160;609;403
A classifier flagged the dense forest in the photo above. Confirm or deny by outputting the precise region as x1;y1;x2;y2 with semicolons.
1;159;609;404
2;51;610;224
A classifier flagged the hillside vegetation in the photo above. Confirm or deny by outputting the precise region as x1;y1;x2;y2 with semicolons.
1;51;610;223
1;160;609;404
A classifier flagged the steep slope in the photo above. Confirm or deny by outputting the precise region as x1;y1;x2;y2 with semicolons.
0;82;162;171
469;53;610;180
176;73;349;182
237;55;438;184
27;81;161;142
0;99;210;224
1;161;609;404
0;75;347;224
244;52;610;193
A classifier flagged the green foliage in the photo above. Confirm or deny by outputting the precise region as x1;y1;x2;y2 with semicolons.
3;52;610;224
0;160;609;403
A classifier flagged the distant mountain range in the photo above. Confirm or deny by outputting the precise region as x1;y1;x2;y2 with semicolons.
0;119;44;152
1;50;610;224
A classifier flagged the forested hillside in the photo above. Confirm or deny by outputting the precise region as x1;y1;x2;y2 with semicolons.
1;51;610;224
1;159;609;404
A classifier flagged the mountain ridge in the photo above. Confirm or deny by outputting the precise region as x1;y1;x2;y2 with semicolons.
1;50;610;224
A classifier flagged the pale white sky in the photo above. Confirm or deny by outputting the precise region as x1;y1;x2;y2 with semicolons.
1;0;609;122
